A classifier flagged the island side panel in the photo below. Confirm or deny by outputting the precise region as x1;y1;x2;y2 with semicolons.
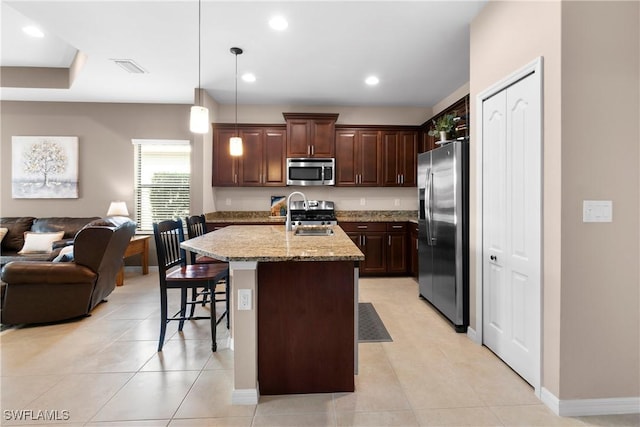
257;260;355;395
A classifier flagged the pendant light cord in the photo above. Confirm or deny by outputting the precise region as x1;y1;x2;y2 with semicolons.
234;51;238;137
197;0;202;107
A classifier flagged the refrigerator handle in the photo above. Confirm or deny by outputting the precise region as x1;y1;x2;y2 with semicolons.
425;172;433;246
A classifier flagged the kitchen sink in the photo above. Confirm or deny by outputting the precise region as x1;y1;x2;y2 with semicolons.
294;228;334;236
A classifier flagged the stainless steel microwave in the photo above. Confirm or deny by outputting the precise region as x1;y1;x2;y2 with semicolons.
286;158;335;186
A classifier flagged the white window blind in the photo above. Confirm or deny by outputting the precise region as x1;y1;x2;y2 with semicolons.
132;139;191;232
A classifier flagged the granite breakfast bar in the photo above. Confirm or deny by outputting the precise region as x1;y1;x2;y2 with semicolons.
181;224;365;404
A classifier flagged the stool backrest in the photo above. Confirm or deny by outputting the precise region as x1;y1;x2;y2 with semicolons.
185;215;208;264
153;219;187;276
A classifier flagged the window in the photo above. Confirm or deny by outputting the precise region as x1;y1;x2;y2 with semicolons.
132;139;191;232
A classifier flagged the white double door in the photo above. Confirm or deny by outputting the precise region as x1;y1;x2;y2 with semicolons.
482;71;541;387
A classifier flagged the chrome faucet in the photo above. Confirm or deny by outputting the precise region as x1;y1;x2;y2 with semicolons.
285;191;308;231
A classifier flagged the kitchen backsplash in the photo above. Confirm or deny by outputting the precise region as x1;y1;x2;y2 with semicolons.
213;186;418;212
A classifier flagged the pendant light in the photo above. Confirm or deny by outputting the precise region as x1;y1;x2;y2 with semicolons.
229;47;243;156
190;0;209;134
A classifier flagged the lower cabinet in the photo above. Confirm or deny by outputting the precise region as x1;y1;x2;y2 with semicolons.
340;222;410;276
208;221;414;277
410;222;419;279
386;223;408;274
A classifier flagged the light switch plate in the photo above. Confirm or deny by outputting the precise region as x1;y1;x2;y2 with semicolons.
238;289;252;310
583;200;613;223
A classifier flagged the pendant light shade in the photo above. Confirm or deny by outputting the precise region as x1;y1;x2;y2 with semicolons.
190;0;209;134
190;105;209;133
230;47;243;156
229;136;243;156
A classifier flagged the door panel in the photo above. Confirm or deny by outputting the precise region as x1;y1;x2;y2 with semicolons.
240;129;264;186
482;72;541;388
360;131;380;185
483;91;507;349
487;261;505;333
264;130;286;185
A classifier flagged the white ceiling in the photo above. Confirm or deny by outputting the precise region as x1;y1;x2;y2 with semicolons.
1;0;487;107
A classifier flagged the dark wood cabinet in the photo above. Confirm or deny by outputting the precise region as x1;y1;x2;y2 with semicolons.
214;116;420;189
284;113;338;158
335;128;380;186
212;125;286;187
341;221;411;276
420;95;470;153
261;128;287;185
212;127;240;186
381;129;418;187
386;223;408;274
410;222;419;279
341;222;386;275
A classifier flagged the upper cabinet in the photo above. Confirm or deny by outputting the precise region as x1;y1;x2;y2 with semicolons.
212;124;286;187
283;113;338;158
335;128;381;186
381;129;418;187
420;95;470;153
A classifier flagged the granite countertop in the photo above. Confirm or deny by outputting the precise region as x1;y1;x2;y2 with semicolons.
181;225;365;262
205;210;418;224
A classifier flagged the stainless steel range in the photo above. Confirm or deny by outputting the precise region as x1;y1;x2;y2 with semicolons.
289;200;337;227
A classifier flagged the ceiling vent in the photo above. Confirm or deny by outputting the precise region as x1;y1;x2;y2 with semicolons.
111;59;147;74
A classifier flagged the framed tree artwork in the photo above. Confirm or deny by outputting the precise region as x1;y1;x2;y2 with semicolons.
11;136;79;199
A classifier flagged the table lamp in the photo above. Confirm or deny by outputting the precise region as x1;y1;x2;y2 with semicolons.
107;201;129;217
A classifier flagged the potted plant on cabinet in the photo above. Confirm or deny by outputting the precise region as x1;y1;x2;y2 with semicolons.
428;113;455;143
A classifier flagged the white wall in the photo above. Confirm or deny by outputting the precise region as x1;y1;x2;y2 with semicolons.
471;0;640;403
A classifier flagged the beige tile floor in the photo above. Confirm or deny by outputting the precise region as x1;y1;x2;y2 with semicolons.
1;271;639;426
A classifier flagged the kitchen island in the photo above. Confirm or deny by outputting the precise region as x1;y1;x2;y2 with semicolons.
181;225;364;404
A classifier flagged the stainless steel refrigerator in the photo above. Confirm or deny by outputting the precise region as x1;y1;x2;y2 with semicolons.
418;141;469;332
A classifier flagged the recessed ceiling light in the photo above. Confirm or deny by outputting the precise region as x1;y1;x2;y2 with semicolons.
269;16;288;31
365;76;380;86
242;73;256;83
23;26;44;38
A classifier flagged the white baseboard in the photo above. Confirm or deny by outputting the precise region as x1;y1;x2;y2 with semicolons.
466;326;480;344
232;388;259;405
541;388;640;416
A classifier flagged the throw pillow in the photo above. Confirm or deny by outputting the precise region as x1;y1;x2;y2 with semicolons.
18;231;65;254
52;245;74;262
0;227;7;244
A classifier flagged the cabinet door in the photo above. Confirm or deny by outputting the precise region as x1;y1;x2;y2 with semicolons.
381;130;417;187
410;224;419;279
335;130;358;185
240;129;264;186
212;128;239;186
359;130;380;186
400;131;417;186
264;129;286;186
286;120;310;157
310;119;335;157
387;232;408;274
361;232;386;274
381;131;401;186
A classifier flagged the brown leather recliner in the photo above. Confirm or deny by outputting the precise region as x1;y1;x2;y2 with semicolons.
0;216;136;325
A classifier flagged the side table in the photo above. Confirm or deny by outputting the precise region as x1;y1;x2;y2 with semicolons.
116;235;150;286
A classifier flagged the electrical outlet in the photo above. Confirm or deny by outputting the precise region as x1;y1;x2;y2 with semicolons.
394;198;400;207
225;198;231;206
238;289;252;310
360;198;366;206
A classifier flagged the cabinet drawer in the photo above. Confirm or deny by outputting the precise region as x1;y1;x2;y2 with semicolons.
386;222;407;232
339;222;386;232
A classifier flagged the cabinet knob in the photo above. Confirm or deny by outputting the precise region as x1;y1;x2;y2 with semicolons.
490;255;497;261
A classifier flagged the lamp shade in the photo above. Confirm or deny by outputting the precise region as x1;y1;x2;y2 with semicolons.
107;201;129;216
230;136;243;156
190;105;209;134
